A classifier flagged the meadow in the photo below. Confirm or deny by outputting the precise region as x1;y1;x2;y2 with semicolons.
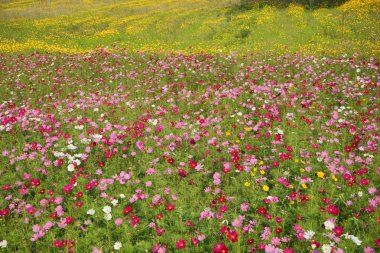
0;0;379;55
0;0;380;253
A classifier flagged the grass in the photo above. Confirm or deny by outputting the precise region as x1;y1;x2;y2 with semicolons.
0;0;379;56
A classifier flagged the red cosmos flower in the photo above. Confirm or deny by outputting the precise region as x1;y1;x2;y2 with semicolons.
247;238;254;245
2;184;11;191
344;145;352;152
232;156;239;163
176;239;186;250
342;173;351;181
218;194;226;203
166;203;175;211
327;205;339;216
227;230;239;243
62;185;73;194
57;159;64;166
333;226;344;237
220;226;230;235
85;183;92;191
123;206;133;215
189;160;197;169
359;178;370;186
65;216;74;224
29;178;41;188
219;205;228;213
0;208;9;217
309;240;320;248
284;248;295;253
177;168;188;178
191;238;199;245
167;158;174;164
213;242;229;253
52;240;62;248
156;227;165;236
26;207;36;214
129;215;140;226
375;238;380;248
257;207;267;215
156;213;163;220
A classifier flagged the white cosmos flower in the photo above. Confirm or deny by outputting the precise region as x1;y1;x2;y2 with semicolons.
324;220;335;230
67;144;77;150
111;199;119;206
81;138;91;144
104;213;112;221
113;241;122;250
321;244;332;253
348;235;362;245
304;230;315;240
87;209;95;215
102;206;111;214
73;159;81;166
93;134;103;141
67;164;75;172
54;151;65;158
0;240;7;248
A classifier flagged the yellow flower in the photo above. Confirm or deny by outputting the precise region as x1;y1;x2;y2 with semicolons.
317;171;325;179
236;140;240;143
259;161;264;165
300;168;305;173
244;181;251;187
245;127;251;132
332;175;338;182
225;132;231;136
289;184;294;189
262;185;269;191
301;183;308;189
294;159;299;163
260;170;266;175
290;201;295;205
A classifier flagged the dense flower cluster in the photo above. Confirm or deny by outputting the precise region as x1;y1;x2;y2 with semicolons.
0;50;379;252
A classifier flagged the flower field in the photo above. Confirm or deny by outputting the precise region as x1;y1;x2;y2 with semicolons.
0;49;379;252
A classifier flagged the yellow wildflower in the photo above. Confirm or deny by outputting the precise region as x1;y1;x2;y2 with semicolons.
317;171;325;179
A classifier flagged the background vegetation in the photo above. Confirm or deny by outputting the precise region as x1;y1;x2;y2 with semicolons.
0;0;379;56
